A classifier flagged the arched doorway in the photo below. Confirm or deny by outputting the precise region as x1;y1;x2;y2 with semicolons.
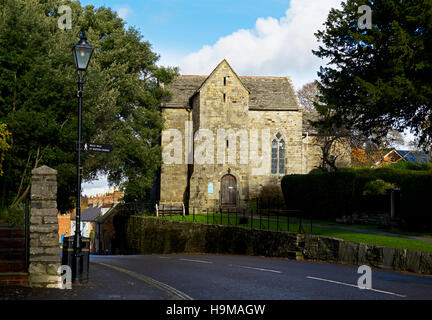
220;174;237;208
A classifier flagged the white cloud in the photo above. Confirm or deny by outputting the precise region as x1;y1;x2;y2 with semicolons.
156;47;189;69
180;0;342;89
116;7;132;20
82;187;113;197
82;175;112;197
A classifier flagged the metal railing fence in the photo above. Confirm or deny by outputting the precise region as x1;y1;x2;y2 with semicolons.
118;202;313;234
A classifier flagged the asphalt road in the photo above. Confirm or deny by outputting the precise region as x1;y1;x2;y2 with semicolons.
91;254;432;300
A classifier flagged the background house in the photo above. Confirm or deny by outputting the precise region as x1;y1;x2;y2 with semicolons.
375;149;432;167
58;189;123;250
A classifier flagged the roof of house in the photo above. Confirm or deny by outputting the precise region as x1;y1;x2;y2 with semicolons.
161;61;300;111
96;203;119;224
395;150;432;163
80;206;103;222
161;75;206;108
80;205;112;222
242;76;299;110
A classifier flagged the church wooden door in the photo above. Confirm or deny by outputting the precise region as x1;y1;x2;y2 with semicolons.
220;174;237;207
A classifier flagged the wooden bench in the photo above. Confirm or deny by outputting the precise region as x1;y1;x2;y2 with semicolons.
155;203;185;217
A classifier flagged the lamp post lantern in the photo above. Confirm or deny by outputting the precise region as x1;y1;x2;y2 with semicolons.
71;30;94;283
72;31;94;72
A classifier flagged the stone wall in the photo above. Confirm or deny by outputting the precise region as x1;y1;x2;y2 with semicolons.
302;135;322;173
302;135;351;173
120;216;432;275
337;212;401;227
29;166;61;288
160;108;191;204
248;110;303;198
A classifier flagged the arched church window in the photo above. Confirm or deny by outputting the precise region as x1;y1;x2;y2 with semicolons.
271;133;285;175
279;139;285;174
271;139;278;174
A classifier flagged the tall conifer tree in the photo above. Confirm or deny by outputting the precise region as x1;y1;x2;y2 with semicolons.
313;0;432;148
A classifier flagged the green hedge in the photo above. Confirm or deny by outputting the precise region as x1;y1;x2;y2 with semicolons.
281;169;432;231
281;171;356;219
257;184;286;209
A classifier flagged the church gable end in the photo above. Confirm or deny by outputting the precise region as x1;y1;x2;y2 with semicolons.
197;60;249;123
196;59;249;95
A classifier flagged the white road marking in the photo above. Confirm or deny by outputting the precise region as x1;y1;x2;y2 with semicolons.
159;256;170;259
179;258;213;264
231;264;282;274
94;262;193;300
306;276;407;298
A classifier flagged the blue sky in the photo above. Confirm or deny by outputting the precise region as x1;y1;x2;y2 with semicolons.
78;0;343;87
80;0;292;54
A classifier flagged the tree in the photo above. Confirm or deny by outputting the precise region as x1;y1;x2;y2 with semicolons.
299;83;355;171
299;80;360;170
299;80;404;170
0;0;177;210
310;109;406;171
0;123;11;176
297;82;320;111
307;110;353;171
313;0;432;149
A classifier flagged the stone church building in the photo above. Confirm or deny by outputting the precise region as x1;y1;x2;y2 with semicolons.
159;60;350;210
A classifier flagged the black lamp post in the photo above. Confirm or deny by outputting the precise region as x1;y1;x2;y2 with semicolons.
71;30;94;282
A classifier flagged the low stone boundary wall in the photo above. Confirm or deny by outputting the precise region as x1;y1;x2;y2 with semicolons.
119;217;432;275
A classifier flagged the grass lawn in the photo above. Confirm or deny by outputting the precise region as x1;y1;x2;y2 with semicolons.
140;213;432;253
310;226;432;253
309;219;432;238
373;228;432;239
309;219;382;230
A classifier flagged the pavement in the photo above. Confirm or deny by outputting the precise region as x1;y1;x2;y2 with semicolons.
0;261;173;300
2;254;431;300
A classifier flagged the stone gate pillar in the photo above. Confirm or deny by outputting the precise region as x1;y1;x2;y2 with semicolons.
29;165;61;288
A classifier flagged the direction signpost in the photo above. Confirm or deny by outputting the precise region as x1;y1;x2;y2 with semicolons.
82;142;113;153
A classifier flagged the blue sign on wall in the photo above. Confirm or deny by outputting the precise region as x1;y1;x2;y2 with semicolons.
208;182;214;194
